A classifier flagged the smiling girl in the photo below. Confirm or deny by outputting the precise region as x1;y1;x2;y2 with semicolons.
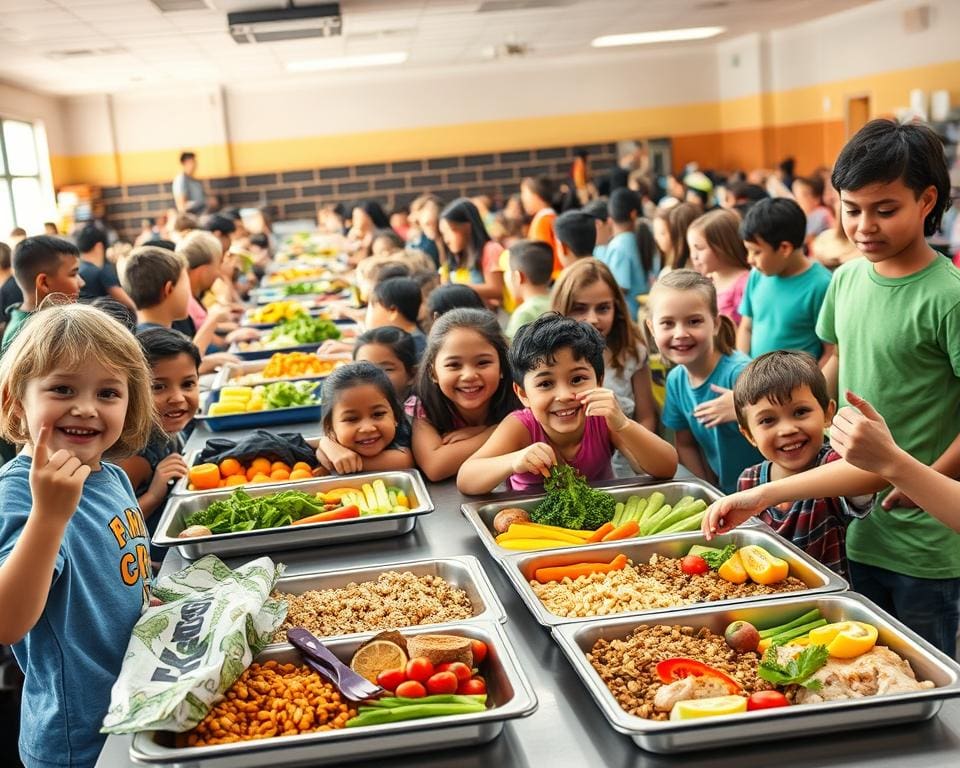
0;303;156;768
686;209;751;325
314;362;413;475
647;270;761;493
458;313;676;494
407;308;519;482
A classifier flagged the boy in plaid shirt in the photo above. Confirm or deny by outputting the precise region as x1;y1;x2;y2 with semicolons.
729;351;872;578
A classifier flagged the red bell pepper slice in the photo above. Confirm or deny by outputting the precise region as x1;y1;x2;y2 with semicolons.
655;657;742;693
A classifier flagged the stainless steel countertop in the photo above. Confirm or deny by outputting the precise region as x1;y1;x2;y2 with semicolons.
97;422;960;767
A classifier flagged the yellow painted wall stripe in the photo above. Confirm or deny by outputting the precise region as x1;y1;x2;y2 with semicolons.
50;57;960;187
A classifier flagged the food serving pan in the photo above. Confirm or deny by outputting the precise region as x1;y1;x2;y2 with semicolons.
251;286;351;306
461;477;734;562
153;470;433;560
241;311;355;331
551;592;960;753
194;382;324;432
169;435;322;497
502;527;847;628
266;554;508;643
130;620;537;767
228;325;358;361
209;354;351;390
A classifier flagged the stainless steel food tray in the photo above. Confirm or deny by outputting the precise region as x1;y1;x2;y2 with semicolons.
153;470;433;560
169;436;322;497
552;592;960;753
502;527;847;628
209;354;350;390
461;477;732;561
130;620;537;767
268;555;508;643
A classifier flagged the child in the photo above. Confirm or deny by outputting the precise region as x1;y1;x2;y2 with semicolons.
550;258;659;475
792;174;835;247
365;276;426;359
598;189;647;320
457;313;676;494
118;328;200;531
653;202;698;276
730;351;872;578
424;283;485;328
737;198;833;362
520;176;563;274
371;228;406;258
76;224;136;310
0;241;17;337
648;269;762;493
553;210;597;269
0;303;156;767
3;236;83;350
686;209;751;326
438;198;505;306
353;326;417;401
407;308;519;482
314;361;413;475
120;245;192;334
582;199;612;258
504;240;553;339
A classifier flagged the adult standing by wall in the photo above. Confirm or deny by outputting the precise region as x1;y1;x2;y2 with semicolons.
173;151;206;215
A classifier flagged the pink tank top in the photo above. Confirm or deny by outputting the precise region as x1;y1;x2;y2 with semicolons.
507;409;614;492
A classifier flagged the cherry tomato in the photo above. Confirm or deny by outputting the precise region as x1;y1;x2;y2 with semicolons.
395;680;427;698
425;671;459;695
747;690;790;711
436;662;472;683
680;555;709;576
375;668;407;693
470;639;488;665
404;657;435;683
457;677;487;696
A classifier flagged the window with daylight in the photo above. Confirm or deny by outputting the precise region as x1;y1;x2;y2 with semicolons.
0;118;51;234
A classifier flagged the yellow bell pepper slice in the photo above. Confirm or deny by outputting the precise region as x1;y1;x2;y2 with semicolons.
807;621;878;658
738;545;789;585
717;550;749;584
498;523;585;544
497;538;560;551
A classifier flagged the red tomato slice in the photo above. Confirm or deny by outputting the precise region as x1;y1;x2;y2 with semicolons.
747;690;790;710
655;658;742;693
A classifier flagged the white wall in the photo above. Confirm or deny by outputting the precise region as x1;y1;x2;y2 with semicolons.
0;80;66;154
109;87;228;153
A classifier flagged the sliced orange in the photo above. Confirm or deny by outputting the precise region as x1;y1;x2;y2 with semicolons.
349;640;408;684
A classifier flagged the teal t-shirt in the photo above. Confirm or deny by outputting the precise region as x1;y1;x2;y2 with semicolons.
505;294;551;339
817;254;960;579
1;306;31;353
598;231;646;319
739;262;832;358
661;351;763;493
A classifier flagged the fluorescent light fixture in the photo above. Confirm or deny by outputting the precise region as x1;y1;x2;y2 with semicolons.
591;26;725;48
285;51;407;72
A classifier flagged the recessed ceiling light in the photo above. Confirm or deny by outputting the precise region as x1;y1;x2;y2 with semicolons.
591;26;725;47
285;51;407;72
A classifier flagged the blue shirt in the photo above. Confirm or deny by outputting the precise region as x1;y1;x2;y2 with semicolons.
78;260;120;302
597;231;646;319
739;262;832;359
0;455;151;768
661;351;763;493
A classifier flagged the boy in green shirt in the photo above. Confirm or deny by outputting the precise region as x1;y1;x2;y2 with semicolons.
702;119;960;655
505;240;553;339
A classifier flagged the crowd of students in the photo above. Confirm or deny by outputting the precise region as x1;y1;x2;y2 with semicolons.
0;117;959;767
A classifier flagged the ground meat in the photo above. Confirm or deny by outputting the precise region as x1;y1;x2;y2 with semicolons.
272;571;474;641
530;554;806;618
587;624;773;721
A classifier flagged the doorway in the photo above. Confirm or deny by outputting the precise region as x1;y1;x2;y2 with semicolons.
847;95;871;138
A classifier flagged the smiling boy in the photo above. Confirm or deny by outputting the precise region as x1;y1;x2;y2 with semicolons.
733;351;872;578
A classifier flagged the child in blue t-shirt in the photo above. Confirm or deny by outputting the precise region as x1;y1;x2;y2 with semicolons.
737;198;833;362
648;269;762;493
0;303;156;768
598;188;647;320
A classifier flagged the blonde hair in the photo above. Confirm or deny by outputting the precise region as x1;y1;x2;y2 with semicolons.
648;269;737;355
550;258;643;376
176;229;222;269
687;209;750;270
0;302;157;457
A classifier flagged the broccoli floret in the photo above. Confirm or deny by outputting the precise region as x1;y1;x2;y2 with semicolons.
530;465;617;531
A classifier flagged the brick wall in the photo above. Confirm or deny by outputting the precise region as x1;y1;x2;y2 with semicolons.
100;142;619;241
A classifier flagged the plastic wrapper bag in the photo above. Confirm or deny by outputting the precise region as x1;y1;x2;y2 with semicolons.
101;554;287;734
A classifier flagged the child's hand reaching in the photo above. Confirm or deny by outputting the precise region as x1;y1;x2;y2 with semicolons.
225;327;261;344
701;487;769;540
512;442;556;478
577;388;628;432
148;453;189;497
693;385;736;428
316;438;363;474
29;424;90;524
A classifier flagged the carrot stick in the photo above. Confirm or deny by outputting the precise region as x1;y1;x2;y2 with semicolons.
534;553;629;583
291;505;360;526
601;520;640;542
587;522;615;543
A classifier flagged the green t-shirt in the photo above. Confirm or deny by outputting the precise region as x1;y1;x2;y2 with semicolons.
505;294;551;339
1;306;31;355
817;255;960;579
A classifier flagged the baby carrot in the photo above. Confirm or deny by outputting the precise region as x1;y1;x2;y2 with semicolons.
587;522;615;543
534;553;628;583
601;520;640;542
291;505;360;526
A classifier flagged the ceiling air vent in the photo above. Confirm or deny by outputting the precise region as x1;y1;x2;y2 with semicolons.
227;2;342;44
149;0;213;12
477;0;574;11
